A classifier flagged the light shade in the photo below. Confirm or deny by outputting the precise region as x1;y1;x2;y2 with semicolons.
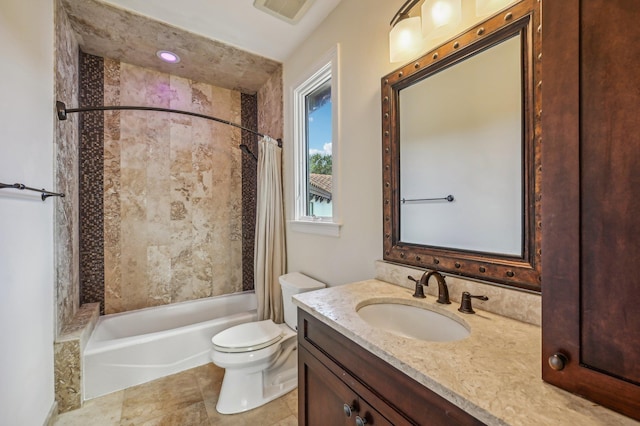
389;15;423;63
475;0;517;17
421;0;462;40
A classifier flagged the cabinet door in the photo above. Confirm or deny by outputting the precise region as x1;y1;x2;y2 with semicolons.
542;0;640;421
299;346;392;426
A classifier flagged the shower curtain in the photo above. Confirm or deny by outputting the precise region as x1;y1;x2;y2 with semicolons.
254;136;286;323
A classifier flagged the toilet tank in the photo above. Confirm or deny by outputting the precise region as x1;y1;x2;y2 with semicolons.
279;272;326;330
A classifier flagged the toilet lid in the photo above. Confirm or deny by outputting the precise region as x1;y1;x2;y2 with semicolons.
212;320;283;353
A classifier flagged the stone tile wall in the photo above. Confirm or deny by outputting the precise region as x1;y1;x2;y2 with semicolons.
257;66;283;140
73;57;280;314
54;0;80;335
54;303;100;412
101;61;245;313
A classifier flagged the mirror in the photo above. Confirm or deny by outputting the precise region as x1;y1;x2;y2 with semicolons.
381;2;541;291
400;34;522;255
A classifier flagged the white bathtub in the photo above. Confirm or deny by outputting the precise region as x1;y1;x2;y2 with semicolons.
83;291;257;400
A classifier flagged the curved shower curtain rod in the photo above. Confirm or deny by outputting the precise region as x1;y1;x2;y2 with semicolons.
56;101;282;161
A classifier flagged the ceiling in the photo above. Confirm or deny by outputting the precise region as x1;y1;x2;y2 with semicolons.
61;0;342;94
100;0;343;62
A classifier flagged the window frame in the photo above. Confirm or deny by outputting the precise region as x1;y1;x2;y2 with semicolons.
291;45;341;237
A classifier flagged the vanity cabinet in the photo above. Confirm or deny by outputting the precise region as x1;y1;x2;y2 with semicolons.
542;0;640;421
300;346;391;426
297;310;484;426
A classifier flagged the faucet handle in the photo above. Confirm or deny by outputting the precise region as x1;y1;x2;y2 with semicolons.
458;292;488;314
408;275;426;298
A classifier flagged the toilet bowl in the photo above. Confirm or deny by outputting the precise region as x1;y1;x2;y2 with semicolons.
210;272;326;414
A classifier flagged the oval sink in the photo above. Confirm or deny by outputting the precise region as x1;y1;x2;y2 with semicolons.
356;302;469;342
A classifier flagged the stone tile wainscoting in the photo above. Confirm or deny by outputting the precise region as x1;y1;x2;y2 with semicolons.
54;303;100;413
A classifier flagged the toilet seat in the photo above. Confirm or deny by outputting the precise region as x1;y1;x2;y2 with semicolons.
212;320;283;353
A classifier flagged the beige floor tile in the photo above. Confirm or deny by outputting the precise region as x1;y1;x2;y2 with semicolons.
238;395;294;426
120;370;202;424
193;362;225;401
207;390;295;426
208;411;251;426
52;365;299;426
272;414;298;426
126;401;209;426
54;390;124;426
282;389;298;415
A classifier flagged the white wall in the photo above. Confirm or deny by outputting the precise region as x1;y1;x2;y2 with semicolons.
283;0;405;286
0;1;56;424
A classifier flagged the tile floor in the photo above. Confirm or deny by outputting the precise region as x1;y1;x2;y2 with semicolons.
54;363;298;426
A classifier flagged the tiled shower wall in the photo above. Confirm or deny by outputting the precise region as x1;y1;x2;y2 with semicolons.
257;67;283;141
80;55;259;314
54;0;80;334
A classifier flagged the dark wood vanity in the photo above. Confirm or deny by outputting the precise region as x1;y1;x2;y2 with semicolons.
297;310;484;426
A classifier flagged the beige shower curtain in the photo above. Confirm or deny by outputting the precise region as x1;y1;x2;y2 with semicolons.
254;136;286;323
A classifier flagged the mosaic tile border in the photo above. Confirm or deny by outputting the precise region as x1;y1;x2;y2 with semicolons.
241;93;258;292
78;51;105;314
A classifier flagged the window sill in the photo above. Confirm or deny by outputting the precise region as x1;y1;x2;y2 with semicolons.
289;220;341;237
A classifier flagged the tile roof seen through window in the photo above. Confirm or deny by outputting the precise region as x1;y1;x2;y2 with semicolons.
310;173;332;202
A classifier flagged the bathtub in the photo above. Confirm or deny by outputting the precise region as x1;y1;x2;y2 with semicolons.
83;291;257;400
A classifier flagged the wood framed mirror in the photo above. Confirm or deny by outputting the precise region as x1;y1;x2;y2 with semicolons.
381;0;541;291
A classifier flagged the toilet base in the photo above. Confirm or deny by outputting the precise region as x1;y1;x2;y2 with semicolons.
215;345;298;414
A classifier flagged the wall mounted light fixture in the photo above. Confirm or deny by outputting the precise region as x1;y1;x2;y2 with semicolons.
389;0;516;63
422;0;462;40
389;0;423;63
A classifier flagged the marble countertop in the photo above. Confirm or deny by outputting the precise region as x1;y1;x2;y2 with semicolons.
293;279;637;426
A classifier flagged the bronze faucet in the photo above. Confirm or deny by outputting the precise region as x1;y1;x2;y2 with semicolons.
425;271;451;304
408;271;451;304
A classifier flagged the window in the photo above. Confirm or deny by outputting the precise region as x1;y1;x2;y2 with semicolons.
292;46;340;236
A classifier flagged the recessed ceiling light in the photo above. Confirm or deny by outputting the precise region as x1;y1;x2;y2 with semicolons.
156;50;180;63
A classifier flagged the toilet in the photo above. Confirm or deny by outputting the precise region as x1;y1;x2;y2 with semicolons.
210;272;326;414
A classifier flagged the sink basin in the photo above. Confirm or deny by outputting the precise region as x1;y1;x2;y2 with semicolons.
356;302;469;342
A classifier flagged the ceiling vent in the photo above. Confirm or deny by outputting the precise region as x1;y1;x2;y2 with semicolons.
253;0;316;24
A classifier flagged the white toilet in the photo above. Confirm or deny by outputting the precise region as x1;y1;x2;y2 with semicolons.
210;272;326;414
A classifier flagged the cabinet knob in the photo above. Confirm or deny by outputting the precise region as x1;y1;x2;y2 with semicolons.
355;415;368;426
343;403;355;417
548;352;568;371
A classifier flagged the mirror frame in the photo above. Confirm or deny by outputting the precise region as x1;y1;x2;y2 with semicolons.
381;0;541;291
